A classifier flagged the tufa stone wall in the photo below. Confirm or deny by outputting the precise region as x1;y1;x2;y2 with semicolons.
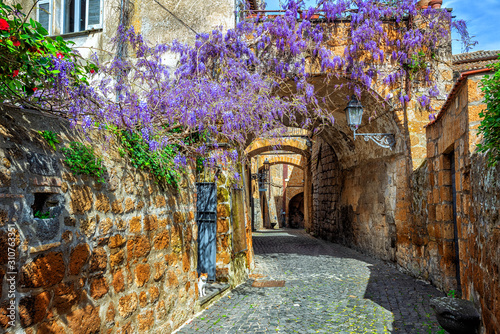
311;138;342;240
311;136;401;262
403;72;499;333
468;154;500;333
215;173;251;287
0;106;199;333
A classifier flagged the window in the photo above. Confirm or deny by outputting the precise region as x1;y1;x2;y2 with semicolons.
37;0;102;35
37;0;52;35
63;0;102;33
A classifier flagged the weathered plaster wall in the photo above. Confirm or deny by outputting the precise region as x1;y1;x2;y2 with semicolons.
0;106;249;333
285;165;304;227
14;0;235;59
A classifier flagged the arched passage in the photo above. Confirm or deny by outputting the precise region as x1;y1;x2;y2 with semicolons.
243;76;413;266
288;192;304;229
245;137;311;159
256;154;305;170
244;135;313;232
257;157;305;229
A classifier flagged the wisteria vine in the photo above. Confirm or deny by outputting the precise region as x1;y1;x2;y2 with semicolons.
2;0;476;177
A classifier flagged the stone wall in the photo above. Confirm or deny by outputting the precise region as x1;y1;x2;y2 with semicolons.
467;154;500;332
401;71;499;333
0;106;250;333
311;138;342;240
311;136;401;262
215;174;251;287
285;166;304;228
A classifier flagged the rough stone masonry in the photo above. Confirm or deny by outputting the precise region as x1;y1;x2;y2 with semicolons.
0;105;206;333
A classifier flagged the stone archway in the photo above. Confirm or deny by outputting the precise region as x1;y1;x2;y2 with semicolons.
256;156;305;229
245;137;311;159
243;76;414;266
245;135;313;231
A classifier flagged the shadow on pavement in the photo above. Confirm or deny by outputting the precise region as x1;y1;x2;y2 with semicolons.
252;228;445;333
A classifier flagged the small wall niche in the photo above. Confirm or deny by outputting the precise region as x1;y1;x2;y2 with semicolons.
32;192;64;242
32;192;52;215
31;192;64;220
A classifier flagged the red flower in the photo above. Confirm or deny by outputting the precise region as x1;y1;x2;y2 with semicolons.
12;69;19;77
32;87;38;92
90;69;95;73
56;52;64;59
12;40;20;47
0;19;9;31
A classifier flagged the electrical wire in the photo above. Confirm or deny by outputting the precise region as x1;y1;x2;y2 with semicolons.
152;0;200;37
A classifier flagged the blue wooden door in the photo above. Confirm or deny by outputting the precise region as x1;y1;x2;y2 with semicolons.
196;182;217;281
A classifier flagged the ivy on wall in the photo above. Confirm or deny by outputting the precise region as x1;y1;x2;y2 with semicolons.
478;55;500;166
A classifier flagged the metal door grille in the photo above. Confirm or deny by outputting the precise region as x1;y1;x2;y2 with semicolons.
196;182;217;281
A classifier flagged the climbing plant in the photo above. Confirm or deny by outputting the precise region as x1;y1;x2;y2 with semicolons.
38;130;60;150
0;0;95;110
0;0;476;181
61;142;107;183
116;130;181;188
477;55;500;166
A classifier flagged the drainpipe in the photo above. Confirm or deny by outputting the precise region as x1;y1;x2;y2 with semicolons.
117;0;128;60
283;164;287;227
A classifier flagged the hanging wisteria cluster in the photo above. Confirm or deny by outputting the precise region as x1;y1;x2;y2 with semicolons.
3;0;475;170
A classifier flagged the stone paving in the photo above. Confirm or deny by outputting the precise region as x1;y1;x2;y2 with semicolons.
176;229;446;334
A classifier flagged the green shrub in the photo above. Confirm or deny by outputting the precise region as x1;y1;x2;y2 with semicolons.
117;130;179;188
61;142;106;183
477;55;500;165
38;130;60;150
34;210;51;219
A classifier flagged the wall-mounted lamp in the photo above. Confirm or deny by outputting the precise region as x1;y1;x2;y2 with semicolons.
251;158;270;191
344;95;396;150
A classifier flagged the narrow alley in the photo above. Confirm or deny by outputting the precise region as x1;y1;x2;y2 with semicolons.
177;229;445;333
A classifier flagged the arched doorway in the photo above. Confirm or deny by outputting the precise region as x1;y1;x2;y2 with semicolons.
288;192;304;229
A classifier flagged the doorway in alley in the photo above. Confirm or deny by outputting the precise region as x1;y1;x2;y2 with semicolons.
288;192;304;228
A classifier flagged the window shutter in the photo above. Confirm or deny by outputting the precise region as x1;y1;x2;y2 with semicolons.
86;0;101;28
38;2;51;33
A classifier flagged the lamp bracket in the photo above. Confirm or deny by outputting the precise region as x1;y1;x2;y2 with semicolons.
353;129;396;150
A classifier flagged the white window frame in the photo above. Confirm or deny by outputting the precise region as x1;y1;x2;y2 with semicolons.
61;0;103;34
37;0;53;35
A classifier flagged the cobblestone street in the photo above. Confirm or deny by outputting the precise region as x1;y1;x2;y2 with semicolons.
177;229;446;333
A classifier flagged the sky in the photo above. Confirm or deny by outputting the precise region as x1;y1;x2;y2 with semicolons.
264;0;500;54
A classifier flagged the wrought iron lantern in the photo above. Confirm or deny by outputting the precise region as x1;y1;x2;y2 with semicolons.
260;158;270;191
251;158;270;192
344;95;396;149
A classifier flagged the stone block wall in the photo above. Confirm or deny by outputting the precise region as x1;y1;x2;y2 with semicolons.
422;73;485;293
0;106;199;333
404;72;500;333
215;174;251;287
311;136;400;262
468;154;500;332
311;138;342;240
